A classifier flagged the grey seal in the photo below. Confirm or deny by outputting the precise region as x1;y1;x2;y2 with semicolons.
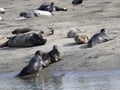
87;28;110;47
0;33;47;47
44;45;61;63
74;33;89;44
17;50;46;77
19;11;34;18
37;2;67;12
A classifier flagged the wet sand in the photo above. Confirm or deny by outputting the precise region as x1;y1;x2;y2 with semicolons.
0;0;120;77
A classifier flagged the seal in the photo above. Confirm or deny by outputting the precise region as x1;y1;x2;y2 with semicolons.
44;45;61;63
0;33;47;47
37;2;67;12
33;10;52;17
17;50;46;77
12;28;32;34
74;33;89;44
67;28;82;38
37;2;55;14
0;8;6;14
72;0;83;5
39;28;54;36
87;28;110;47
19;11;34;18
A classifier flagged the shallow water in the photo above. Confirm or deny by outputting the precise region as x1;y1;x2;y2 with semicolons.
0;69;120;90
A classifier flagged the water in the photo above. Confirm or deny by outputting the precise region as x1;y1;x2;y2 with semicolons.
0;69;120;90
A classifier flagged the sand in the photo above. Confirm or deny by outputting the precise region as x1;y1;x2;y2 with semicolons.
0;0;120;75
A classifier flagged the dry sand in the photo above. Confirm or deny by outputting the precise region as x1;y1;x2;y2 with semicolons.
0;0;120;75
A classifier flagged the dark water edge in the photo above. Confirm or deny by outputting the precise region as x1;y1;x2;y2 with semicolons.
0;69;120;90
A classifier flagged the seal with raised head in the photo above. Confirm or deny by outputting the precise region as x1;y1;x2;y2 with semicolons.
37;2;67;12
72;0;83;5
87;28;110;47
74;33;89;44
38;2;55;14
0;33;47;47
44;45;61;63
17;50;46;77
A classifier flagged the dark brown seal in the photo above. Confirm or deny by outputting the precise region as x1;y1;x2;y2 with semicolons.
72;0;83;5
0;33;47;47
12;28;32;34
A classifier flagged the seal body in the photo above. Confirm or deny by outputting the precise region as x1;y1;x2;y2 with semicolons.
72;0;83;5
0;33;47;47
67;28;81;38
19;11;34;18
17;50;45;77
87;29;110;47
37;2;67;12
44;45;61;63
12;28;32;34
37;2;54;14
74;33;89;44
33;10;52;16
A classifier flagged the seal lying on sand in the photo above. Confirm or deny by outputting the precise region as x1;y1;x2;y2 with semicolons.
87;28;111;47
0;33;47;47
19;10;52;18
37;2;67;12
44;45;61;63
19;11;34;18
37;2;55;14
74;33;89;44
12;28;32;34
67;28;82;38
40;28;54;36
17;50;46;77
72;0;83;5
33;10;52;17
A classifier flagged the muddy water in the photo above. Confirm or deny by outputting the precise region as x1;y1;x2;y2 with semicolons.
0;70;120;90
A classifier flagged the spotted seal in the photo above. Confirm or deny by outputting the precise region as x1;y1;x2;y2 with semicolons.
44;45;61;63
0;33;47;47
72;0;83;5
87;28;110;47
17;50;46;77
74;33;89;44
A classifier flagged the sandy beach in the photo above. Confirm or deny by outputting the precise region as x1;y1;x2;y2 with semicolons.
0;0;120;76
